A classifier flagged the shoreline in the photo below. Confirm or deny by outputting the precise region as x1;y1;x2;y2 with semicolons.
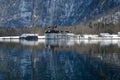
0;23;120;36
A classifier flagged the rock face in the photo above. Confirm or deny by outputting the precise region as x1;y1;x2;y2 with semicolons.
0;0;120;27
95;10;120;24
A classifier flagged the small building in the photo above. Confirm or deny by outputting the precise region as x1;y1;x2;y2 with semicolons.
100;33;111;37
45;30;61;39
82;34;96;38
110;34;119;39
45;29;75;39
82;35;91;38
118;32;120;37
19;33;38;41
110;34;118;37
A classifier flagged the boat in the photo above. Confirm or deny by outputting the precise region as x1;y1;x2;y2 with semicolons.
19;33;38;41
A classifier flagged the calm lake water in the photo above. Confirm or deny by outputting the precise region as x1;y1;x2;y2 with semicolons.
0;39;120;80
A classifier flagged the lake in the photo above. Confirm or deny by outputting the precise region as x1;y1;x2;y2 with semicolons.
0;39;120;80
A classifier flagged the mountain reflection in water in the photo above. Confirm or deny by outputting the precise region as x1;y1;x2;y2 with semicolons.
0;40;120;80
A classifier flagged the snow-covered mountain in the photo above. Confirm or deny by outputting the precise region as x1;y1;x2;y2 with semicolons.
0;0;120;27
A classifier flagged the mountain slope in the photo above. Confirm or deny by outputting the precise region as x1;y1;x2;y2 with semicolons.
0;0;120;27
93;6;120;24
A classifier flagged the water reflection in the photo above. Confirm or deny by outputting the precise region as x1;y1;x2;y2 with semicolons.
0;39;120;47
0;40;120;80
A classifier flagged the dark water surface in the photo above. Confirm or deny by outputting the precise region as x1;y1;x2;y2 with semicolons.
0;41;120;80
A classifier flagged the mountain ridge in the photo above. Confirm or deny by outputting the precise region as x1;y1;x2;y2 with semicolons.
0;0;120;27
